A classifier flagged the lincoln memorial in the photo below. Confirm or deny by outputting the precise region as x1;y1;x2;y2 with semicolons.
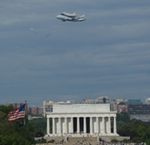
45;101;118;137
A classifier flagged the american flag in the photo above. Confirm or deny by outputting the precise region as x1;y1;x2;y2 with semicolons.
8;104;26;121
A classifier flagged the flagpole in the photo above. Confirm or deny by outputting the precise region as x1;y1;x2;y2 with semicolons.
24;100;28;125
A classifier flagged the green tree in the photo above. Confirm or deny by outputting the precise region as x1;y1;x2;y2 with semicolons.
117;113;150;144
0;105;34;145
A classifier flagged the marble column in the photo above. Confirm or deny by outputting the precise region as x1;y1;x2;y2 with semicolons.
70;117;73;134
52;117;55;135
101;117;105;134
108;117;111;134
47;117;50;135
58;117;61;135
113;117;117;134
107;117;111;134
90;117;93;134
65;117;68;134
96;117;99;133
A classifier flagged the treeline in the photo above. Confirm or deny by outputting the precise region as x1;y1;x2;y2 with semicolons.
117;113;150;144
0;105;46;145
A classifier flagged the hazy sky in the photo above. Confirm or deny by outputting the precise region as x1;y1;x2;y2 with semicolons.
0;0;150;105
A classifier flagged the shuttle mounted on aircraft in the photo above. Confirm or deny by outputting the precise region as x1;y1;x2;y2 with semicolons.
56;12;86;22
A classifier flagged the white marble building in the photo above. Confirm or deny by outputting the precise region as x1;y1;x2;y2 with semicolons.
46;102;118;137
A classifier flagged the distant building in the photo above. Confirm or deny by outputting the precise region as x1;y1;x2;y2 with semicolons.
127;99;142;105
83;98;95;104
128;104;150;114
83;96;110;104
145;98;150;104
109;99;117;112
45;100;118;137
95;96;110;103
116;98;126;105
129;104;150;122
130;114;150;122
117;102;128;113
43;100;54;117
28;106;43;116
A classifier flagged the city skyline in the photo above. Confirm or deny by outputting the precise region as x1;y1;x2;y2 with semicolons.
0;0;150;105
